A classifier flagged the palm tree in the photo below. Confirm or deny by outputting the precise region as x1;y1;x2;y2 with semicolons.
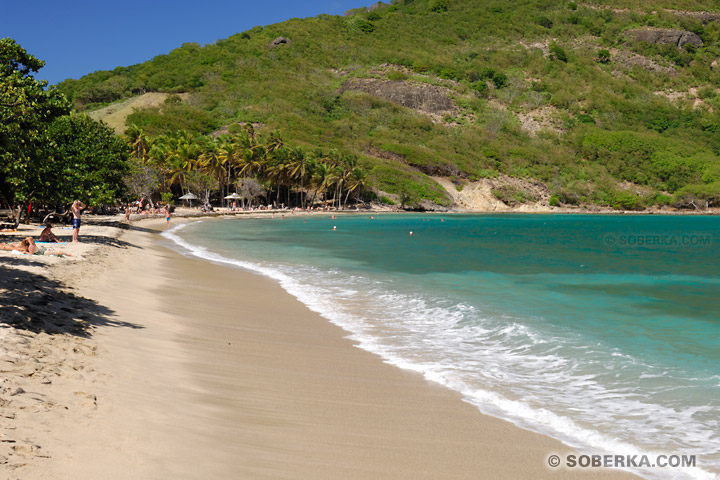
198;139;228;203
310;160;332;208
125;124;151;162
337;155;358;209
288;146;309;208
217;137;242;194
155;132;202;196
264;130;284;155
343;167;368;207
265;148;295;206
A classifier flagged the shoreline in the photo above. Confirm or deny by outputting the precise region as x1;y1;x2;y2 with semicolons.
2;216;641;478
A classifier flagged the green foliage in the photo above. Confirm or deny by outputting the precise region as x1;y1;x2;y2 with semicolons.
491;72;507;88
471;80;488;96
697;86;717;100
549;43;568;62
386;70;408;81
126;103;220;136
346;16;376;33
672;182;720;208
536;16;553;29
577;113;595;124
126;126;373;209
597;49;611;63
429;0;449;13
47;114;129;205
0;38;71;221
437;67;459;80
48;0;720;210
0;39;132;224
605;189;645;211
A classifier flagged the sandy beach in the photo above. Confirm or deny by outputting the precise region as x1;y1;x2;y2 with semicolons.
0;214;639;479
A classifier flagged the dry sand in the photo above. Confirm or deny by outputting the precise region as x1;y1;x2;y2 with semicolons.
1;215;639;479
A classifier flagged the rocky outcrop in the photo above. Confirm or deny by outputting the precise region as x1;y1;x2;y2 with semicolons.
433;175;551;212
625;28;703;48
667;10;720;24
340;78;458;120
269;37;291;47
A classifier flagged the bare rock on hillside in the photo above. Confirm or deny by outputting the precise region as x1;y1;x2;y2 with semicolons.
712;59;720;71
517;106;562;137
611;49;677;75
625;28;703;48
340;78;458;121
667;10;720;23
433;175;551;212
269;37;291;47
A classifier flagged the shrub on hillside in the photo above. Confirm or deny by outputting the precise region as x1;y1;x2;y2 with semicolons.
597;49;611;63
429;0;449;13
549;43;568;62
491;72;507;88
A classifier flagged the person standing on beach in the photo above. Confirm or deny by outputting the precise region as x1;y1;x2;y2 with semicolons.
164;204;171;227
72;200;85;243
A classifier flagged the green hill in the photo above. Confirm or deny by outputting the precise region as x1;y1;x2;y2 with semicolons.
57;0;720;211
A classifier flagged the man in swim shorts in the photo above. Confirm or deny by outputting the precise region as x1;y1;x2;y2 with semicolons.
72;200;85;243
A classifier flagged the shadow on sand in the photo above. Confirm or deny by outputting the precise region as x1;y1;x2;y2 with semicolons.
0;264;142;336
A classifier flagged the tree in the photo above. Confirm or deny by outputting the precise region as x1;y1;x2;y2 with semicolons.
344;167;368;206
185;170;215;206
124;159;163;204
0;38;70;225
126;123;151;161
288;146;309;208
237;177;266;208
46;114;129;206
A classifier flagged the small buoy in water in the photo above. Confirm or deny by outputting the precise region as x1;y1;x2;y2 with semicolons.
409;231;414;236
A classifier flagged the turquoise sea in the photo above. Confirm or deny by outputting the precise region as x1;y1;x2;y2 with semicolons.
164;214;720;480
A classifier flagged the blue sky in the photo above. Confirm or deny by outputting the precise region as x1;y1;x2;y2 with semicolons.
1;0;370;86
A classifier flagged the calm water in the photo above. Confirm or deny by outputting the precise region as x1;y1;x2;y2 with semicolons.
164;214;720;480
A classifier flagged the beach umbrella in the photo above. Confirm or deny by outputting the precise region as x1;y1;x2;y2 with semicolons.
179;192;198;207
224;193;243;199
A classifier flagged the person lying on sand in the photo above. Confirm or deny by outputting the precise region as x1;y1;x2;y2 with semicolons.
0;237;71;257
39;224;61;243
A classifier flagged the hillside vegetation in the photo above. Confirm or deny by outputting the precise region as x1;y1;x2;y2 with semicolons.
57;0;720;211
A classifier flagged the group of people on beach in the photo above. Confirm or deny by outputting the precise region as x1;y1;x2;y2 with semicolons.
0;200;85;257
